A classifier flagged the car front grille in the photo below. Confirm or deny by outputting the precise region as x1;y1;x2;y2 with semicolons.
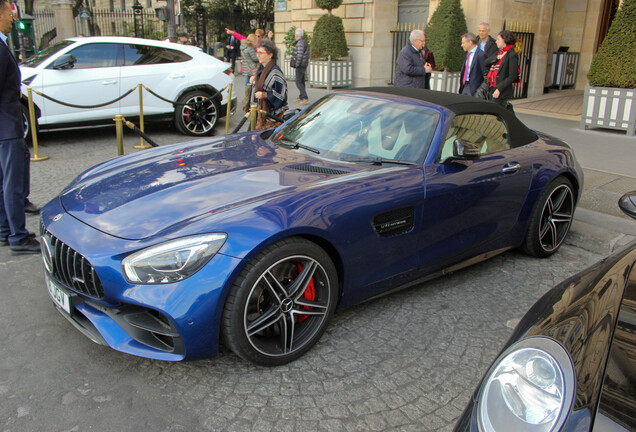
41;226;105;299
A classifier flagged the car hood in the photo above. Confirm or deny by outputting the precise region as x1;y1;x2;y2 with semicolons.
60;134;360;240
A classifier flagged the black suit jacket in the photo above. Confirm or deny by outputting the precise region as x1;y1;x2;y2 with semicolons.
0;39;24;140
225;35;241;59
485;49;519;101
459;48;487;96
480;36;498;59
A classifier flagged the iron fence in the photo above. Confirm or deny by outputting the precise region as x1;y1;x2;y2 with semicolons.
75;9;167;40
33;9;57;50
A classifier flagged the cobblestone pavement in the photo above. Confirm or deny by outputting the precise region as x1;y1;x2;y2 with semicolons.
1;109;634;432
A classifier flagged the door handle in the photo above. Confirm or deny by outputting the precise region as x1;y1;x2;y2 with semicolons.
101;80;117;85
169;73;186;79
502;163;521;174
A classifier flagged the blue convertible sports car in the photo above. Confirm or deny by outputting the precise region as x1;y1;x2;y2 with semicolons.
40;88;584;365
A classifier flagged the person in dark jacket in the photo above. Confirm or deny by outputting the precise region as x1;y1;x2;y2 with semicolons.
459;32;488;96
0;0;40;254
394;29;433;89
225;32;241;72
291;28;310;105
485;30;519;111
478;22;498;59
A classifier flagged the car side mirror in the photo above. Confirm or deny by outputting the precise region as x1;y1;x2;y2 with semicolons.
452;139;480;160
618;191;636;220
282;109;301;121
52;54;76;70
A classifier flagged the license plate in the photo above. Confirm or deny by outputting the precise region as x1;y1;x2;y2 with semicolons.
46;275;71;315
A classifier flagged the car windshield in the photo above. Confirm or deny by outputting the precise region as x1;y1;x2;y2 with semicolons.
274;94;439;163
20;40;76;67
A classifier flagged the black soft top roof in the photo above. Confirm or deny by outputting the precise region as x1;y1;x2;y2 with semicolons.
349;87;539;146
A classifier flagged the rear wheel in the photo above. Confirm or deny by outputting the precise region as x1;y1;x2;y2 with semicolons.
174;90;220;136
221;238;338;366
522;177;575;257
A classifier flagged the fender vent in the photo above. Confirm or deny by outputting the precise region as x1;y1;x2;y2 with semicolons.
288;164;351;176
373;207;415;237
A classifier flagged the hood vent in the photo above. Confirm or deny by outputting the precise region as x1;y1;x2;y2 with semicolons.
222;139;242;148
288;164;351;176
373;207;415;237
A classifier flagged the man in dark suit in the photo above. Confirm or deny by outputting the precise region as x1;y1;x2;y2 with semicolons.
478;22;498;59
459;32;487;96
0;0;40;254
225;33;241;72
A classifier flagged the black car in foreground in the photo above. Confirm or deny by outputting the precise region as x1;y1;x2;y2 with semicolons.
454;191;636;432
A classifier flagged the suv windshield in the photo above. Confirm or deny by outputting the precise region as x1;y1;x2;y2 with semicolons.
274;94;439;163
21;40;76;67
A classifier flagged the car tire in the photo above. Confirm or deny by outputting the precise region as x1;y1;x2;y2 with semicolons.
221;238;338;366
522;177;575;258
22;104;35;144
174;90;220;136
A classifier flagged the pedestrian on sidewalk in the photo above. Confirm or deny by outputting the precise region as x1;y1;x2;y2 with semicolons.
251;39;288;130
394;29;434;89
240;34;259;112
459;32;487;96
485;30;519;112
291;28;310;105
0;0;40;255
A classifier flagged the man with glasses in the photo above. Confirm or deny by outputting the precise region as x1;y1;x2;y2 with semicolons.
394;29;434;89
0;0;40;255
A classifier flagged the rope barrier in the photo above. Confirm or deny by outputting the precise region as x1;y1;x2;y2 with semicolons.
33;87;137;109
123;120;160;148
232;112;251;134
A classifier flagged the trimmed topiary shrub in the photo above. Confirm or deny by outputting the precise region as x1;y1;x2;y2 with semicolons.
424;0;468;72
587;0;636;88
311;0;349;59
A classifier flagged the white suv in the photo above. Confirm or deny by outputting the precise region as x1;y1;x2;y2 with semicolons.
20;36;236;137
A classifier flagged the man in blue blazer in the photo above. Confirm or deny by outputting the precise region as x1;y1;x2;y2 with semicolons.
0;0;40;254
459;32;488;97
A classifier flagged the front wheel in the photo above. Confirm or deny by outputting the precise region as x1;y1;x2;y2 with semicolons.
221;238;338;366
174;90;220;136
522;177;575;258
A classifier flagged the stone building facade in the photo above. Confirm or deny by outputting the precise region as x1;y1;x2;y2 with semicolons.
275;0;613;98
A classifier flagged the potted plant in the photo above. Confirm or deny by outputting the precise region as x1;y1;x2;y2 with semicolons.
581;0;636;135
424;0;468;92
308;0;353;89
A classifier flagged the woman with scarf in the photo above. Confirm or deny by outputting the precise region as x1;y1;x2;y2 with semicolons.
485;30;519;111
251;39;288;130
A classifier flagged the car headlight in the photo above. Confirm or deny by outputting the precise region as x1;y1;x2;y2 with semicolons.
478;337;575;432
122;233;227;284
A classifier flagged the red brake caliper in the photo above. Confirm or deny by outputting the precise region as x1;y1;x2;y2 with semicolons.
296;264;315;323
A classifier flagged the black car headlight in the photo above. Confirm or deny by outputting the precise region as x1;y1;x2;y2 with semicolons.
122;233;227;284
477;337;575;432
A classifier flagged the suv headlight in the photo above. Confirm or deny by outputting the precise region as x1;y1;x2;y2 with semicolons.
478;337;575;432
122;233;227;284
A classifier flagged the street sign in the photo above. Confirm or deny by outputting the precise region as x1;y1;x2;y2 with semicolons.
11;3;20;19
79;8;91;20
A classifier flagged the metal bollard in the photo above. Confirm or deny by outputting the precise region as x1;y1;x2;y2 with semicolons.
133;84;151;149
27;88;49;161
249;104;257;131
114;115;124;156
225;83;233;135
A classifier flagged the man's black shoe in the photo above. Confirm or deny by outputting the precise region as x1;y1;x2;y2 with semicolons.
1;232;35;246
9;237;41;255
25;199;40;214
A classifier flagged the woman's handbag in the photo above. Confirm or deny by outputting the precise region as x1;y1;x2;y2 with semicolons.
475;80;492;101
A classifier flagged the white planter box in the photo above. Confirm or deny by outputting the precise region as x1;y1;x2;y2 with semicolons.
581;85;636;136
430;70;461;93
308;57;353;90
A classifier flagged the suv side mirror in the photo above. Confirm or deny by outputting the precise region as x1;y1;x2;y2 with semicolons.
52;54;76;70
618;191;636;220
